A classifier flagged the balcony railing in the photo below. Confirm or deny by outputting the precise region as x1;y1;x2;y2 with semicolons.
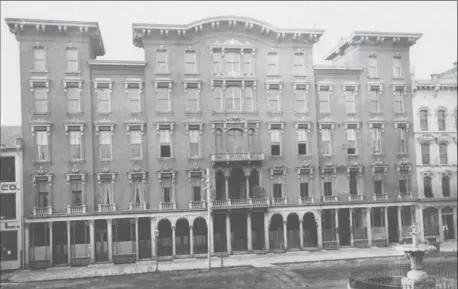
347;194;365;202
298;196;315;205
373;194;389;201
271;197;287;206
210;152;265;162
211;198;271;209
322;195;339;203
66;205;87;214
33;206;52;216
251;198;270;206
159;202;176;210
129;202;147;211
98;204;116;212
189;201;206;209
397;192;413;200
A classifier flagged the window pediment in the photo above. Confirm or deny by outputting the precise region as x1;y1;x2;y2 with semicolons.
318;117;337;130
183;79;201;91
186;163;205;181
65;165;86;184
265;80;283;91
417;134;435;144
153;79;173;91
94;119;116;135
440;170;454;177
368;117;386;130
372;159;387;175
29;77;50;91
343;117;361;131
157;164;176;183
29;119;51;135
124;78;143;91
394;117;410;130
420;170;435;177
93;78;113;90
341;83;359;94
269;164;287;178
293;120;312;131
435;134;453;144
396;158;412;175
63;118;85;134
96;168;116;184
210;38;256;52
367;82;384;93
184;120;204;133
125;118;146;134
266;119;285;130
296;162;314;176
392;83;407;94
346;161;363;176
31;165;53;186
434;106;448;116
292;81;309;92
317;83;333;94
155;120;175;132
62;78;83;90
320;162;336;177
127;167;147;183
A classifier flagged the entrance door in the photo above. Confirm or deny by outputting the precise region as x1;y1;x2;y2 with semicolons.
95;230;108;262
443;214;455;240
52;222;68;265
388;207;399;243
338;209;351;246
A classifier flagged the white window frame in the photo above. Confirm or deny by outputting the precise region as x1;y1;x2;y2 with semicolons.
318;85;332;114
344;90;356;114
212;51;223;75
368;55;378;78
243;51;254;76
267;51;278;76
225;51;241;76
157;168;177;205
69;130;83;161
392;56;402;78
436;109;446;131
398;127;408;154
212;85;224;112
185;123;203;159
244;85;255;113
99;130;113;161
371;127;383;154
36;130;50;162
293;83;309;114
156;46;169;74
368;84;382;113
393;86;406;114
225;86;242;112
156;122;175;159
155;81;172;113
320;128;332;155
184;48;198;74
266;83;283;113
63;79;83;115
29;78;50;115
268;122;285;157
94;80;113;114
419;109;429;131
297;128;309;156
439;142;448;165
69;179;84;207
184;81;201;113
293;51;306;75
346;128;358;155
64;122;85;162
32;46;47;72
66;48;79;72
130;130;143;160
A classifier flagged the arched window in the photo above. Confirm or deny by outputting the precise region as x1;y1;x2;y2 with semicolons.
215;129;222;153
419;110;428;131
423;176;433;198
437;110;446;131
227;129;244;153
248;129;255;153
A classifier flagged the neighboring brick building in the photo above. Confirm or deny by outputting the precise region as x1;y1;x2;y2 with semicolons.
412;62;457;243
1;126;23;270
6;16;445;269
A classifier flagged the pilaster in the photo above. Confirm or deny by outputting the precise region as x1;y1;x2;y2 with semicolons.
107;219;113;262
226;213;232;254
150;217;156;257
89;220;95;262
67;221;71;264
438;207;444;242
190;225;194;256
247;212;252;251
283;220;288;250
335;209;339;247
384;206;389;243
349;208;354;247
24;225;30;267
299;219;304;249
135;218;139;260
398;206;403;242
264;213;270;251
316;211;323;249
366;208;372;246
172;226;176;257
49;222;53;265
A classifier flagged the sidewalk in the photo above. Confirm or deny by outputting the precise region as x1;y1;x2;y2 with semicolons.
8;243;457;283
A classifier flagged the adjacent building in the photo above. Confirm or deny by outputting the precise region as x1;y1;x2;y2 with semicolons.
5;15;454;269
1;126;23;270
412;62;458;243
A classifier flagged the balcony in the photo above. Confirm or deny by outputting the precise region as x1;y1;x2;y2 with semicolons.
33;206;52;216
210;152;265;163
271;197;288;206
98;204;116;212
346;194;365;202
159;202;176;211
322;195;339;203
211;198;270;209
66;205;87;214
373;194;389;201
189;201;206;209
397;192;413;200
298;196;315;205
129;202;147;211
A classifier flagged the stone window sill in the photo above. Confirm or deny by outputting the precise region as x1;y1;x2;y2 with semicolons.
65;70;81;75
29;69;49;74
33;160;52;165
185;111;202;116
157;157;175;161
156;111;174;116
67;112;84;117
68;159;86;164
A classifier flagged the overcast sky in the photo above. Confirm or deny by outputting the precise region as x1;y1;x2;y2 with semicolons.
1;1;457;126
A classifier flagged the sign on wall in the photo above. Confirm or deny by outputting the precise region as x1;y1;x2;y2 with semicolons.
0;183;18;193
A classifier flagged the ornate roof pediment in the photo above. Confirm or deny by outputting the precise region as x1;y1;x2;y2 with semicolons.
372;158;388;175
269;164;287;175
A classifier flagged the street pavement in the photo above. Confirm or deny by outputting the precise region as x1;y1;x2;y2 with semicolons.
6;241;457;283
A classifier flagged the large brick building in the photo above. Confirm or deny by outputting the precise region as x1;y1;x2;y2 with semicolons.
6;15;453;268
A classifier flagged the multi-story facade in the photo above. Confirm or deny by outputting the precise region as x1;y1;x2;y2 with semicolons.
1;126;23;270
412;62;457;243
6;16;453;269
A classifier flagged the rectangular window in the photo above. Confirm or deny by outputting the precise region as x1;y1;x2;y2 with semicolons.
369;88;381;113
439;143;448;164
0;194;16;220
71;181;83;206
189;129;200;158
297;129;308;156
212;52;222;74
371;128;382;154
300;182;309;198
128;88;141;113
33;48;46;71
398;128;407;153
393;90;404;113
34;87;48;114
244;86;254;112
368;56;378;78
163;187;171;203
99;131;112;161
270;130;281;156
374;173;383;196
185;51;197;74
421;143;430;165
132;178;143;204
193;186;201;201
213;86;223;112
185;88;199;112
36;131;49;161
267;90;281;112
157;88;170;112
0;231;18;261
324;173;333;196
156;50;168;73
0;157;15;182
130;130;142;159
267;53;278;75
225;86;242;112
97;88;111;114
293;53;306;75
295;89;307;113
67;87;81;114
349;171;358;195
225;52;240;75
37;180;49;207
399;172;409;195
101;180;112;204
159;129;171;158
66;49;79;72
423;177;433;198
437;111;446;131
321;129;332;155
393;57;402;78
344;91;356;114
243;53;253;75
69;131;82;160
346;129;357;155
442;176;450;197
319;87;330;113
273;183;282;198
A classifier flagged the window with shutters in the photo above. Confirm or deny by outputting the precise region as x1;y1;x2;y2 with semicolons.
442;175;451;197
212;51;222;75
272;174;283;199
71;180;83;206
321;129;332;155
423;176;433;198
270;129;282;156
69;131;83;161
368;55;378;78
156;48;169;74
225;86;242;112
318;86;330;113
419;110;428;131
130;130;143;159
36;130;50;161
267;52;278;75
188;127;201;158
184;49;197;74
244;86;255;112
439;143;448;164
37;180;50;208
189;175;202;202
293;51;306;75
159;129;172;158
371;127;383;154
66;48;79;72
393;89;405;114
398;171;409;195
374;172;384;196
243;53;254;75
323;172;333;196
33;47;47;71
437;110;446;131
132;178;143;204
225;51;241;76
99;130;112;161
346;128;357;155
392;56;402;78
160;175;173;203
213;85;223;112
398;127;407;154
421;143;430;165
66;86;81;114
297;128;308;156
97;87;111;114
369;87;381;113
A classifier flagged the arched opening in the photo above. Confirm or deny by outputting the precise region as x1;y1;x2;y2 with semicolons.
303;212;318;247
157;219;173;257
441;207;455;240
175;219;190;255
423;207;439;239
138;217;152;259
227;128;244;153
213;214;227;253
112;219;135;261
193;218;208;254
269;214;284;250
249;168;260;198
215;170;225;200
229;168;245;199
287;213;300;249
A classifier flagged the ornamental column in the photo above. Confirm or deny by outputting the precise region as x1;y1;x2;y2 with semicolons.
384;206;389;243
224;168;231;200
247;212;252;251
264;213;270;251
67;221;71;265
210;216;215;254
172;226;176;257
453;208;457;239
416;205;425;242
243;168;251;199
316;211;323;249
89;220;95;262
438;207;444;242
398;206;403;243
226;213;232;254
283;220;288;250
135;218;139;260
299;219;304;249
150;217;156;257
190;225;194;256
24;224;30;268
107;219;113;262
366;208;372;247
49;222;53;265
349;208;354;247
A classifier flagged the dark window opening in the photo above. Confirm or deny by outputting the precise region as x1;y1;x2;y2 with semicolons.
374;180;383;195
349;171;358;195
0;194;16;220
273;183;282;198
298;143;307;155
160;145;171;158
442;176;450;197
0;231;18;261
347;147;356;155
193;186;201;201
271;145;280;156
399;179;407;194
324;182;332;196
423;177;433;198
300;182;309;198
163;187;171;203
0;157;15;182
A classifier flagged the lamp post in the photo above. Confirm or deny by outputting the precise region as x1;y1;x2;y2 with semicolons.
154;229;159;271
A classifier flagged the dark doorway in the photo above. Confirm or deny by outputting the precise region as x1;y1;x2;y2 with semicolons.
52;222;68;265
231;212;247;251
138;218;152;259
95;220;108;262
338;209;351;246
251;211;265;250
303;212;318;247
387;206;399;243
213;214;227;253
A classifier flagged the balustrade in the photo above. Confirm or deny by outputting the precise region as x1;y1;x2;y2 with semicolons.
98;204;116;212
33;206;52;216
66;204;87;214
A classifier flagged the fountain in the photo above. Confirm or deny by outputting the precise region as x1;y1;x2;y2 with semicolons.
347;223;456;289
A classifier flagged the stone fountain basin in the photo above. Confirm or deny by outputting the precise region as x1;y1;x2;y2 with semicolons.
394;244;437;254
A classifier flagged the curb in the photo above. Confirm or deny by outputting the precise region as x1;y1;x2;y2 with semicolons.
271;254;406;266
